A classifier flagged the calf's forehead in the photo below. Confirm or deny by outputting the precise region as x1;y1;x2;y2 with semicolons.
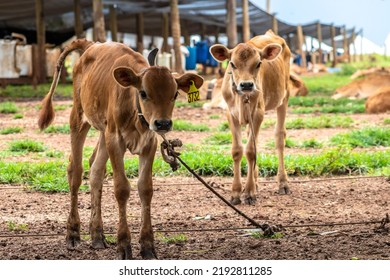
142;67;177;95
232;44;259;64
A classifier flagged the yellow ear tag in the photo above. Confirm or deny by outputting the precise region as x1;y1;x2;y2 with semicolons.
187;80;200;103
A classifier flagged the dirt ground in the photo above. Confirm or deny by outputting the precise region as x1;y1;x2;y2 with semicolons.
0;97;389;260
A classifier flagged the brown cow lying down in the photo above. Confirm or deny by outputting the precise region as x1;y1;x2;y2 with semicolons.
38;39;203;259
350;66;390;80
203;72;307;110
332;73;390;99
210;30;292;205
365;86;390;113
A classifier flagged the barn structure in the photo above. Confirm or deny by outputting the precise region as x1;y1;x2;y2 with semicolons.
0;0;358;85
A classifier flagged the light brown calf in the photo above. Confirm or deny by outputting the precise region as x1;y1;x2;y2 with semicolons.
365;86;390;113
38;39;203;259
333;73;390;99
210;30;291;205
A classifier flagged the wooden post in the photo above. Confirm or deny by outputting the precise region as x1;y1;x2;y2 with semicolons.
242;0;250;42
34;0;46;84
200;23;206;41
226;0;237;48
343;25;349;63
316;22;323;64
297;24;306;68
215;26;220;44
92;0;106;42
330;24;337;67
73;0;83;38
109;5;118;42
266;0;271;13
360;29;364;61
272;13;278;35
171;0;183;73
181;20;190;46
161;13;169;53
136;13;144;52
351;28;356;63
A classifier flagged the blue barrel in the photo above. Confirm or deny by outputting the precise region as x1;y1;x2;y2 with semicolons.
196;41;208;64
185;46;197;70
207;50;218;67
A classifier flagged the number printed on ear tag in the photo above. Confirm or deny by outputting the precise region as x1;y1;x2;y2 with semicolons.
187;80;200;103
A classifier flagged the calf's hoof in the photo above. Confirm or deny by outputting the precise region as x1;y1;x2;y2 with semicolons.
244;195;257;205
66;235;81;249
91;235;108;249
278;183;291;195
117;244;133;260
231;197;242;205
141;248;158;260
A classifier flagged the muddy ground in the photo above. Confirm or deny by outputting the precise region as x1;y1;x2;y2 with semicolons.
0;96;389;260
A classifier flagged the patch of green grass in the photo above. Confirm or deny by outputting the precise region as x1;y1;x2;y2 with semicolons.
217;121;230;131
0;126;23;135
266;137;298;148
0;83;73;98
292;104;365;114
156;233;188;244
302;74;351;96
384;118;390;125
8;139;45;153
13;113;23;119
0;102;18;114
43;124;70;134
330;127;390;147
204;132;232;145
209;114;220;119
45;150;64;158
301;139;323;149
250;231;284;239
173;119;210;132
286;116;353;129
175;100;205;108
7;221;29;232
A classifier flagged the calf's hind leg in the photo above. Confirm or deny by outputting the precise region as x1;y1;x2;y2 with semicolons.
66;111;91;249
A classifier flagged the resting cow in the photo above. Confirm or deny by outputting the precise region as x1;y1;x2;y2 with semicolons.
38;39;203;259
210;30;292;205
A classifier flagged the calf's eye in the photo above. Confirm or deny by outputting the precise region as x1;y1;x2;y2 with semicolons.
230;62;237;69
139;90;147;100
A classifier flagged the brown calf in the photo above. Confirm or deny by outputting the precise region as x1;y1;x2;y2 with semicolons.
210;30;291;205
365;86;390;113
38;39;203;259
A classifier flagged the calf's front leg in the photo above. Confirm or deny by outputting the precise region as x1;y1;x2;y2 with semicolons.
137;139;158;259
106;134;132;259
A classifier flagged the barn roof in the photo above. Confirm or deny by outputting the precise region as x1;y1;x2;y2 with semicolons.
0;0;348;46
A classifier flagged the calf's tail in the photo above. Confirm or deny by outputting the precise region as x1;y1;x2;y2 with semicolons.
38;39;94;130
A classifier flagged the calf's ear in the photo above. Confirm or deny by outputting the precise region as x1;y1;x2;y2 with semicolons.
175;73;204;93
113;67;141;88
261;43;282;61
210;44;231;62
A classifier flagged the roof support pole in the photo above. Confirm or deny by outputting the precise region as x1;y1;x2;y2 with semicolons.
342;26;350;63
93;0;106;42
351;28;356;63
242;0;250;42
73;0;83;38
181;20;190;46
330;24;337;67
297;24;306;68
226;0;237;48
316;22;323;64
272;13;278;35
171;0;183;73
136;13;144;53
34;0;46;84
109;5;118;42
161;13;169;53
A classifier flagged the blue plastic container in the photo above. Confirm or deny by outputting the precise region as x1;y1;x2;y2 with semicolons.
196;41;208;64
185;46;197;70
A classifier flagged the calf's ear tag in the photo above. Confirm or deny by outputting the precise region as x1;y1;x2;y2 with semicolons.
187;80;200;103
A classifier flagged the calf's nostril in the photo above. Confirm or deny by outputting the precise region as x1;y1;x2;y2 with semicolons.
240;82;254;91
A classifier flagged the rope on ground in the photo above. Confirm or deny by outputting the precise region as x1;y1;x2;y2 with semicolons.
0;213;387;239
